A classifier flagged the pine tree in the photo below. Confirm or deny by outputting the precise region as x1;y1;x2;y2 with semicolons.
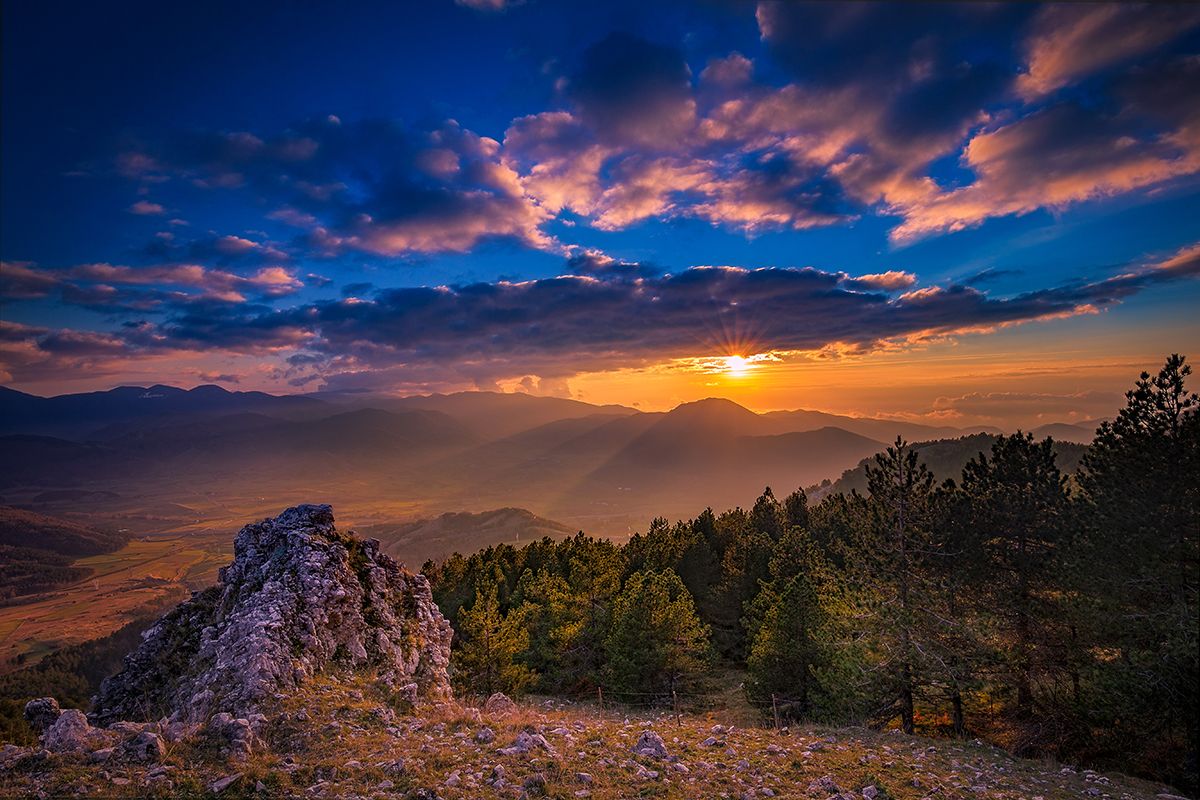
1076;354;1199;784
746;529;830;718
452;582;533;697
959;432;1069;720
605;569;710;702
844;438;941;734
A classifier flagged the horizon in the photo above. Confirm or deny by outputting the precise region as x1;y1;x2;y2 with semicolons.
0;379;1118;432
2;2;1198;428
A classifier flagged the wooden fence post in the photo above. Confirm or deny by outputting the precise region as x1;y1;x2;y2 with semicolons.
772;694;780;730
673;690;681;727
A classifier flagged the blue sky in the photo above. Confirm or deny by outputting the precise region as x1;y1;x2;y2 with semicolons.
2;0;1198;421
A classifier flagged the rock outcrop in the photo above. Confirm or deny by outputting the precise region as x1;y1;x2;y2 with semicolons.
92;504;452;725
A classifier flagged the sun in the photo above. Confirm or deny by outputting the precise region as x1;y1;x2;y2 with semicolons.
723;355;751;377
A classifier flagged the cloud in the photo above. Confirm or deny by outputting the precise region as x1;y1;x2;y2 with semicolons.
4;243;1197;392
928;389;1122;427
0;262;59;299
888;102;1200;242
1017;4;1200;98
842;271;918;292
120;117;557;257
129;200;166;215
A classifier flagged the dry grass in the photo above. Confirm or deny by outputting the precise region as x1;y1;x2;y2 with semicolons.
0;673;1181;800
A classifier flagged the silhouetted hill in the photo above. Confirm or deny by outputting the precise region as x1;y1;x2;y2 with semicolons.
336;390;639;439
760;407;1001;441
361;507;577;565
0;384;327;438
811;433;1090;499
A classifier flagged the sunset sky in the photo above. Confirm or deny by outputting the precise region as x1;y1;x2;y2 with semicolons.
2;1;1198;427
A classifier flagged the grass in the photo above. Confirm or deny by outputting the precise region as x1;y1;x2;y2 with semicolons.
0;673;1180;800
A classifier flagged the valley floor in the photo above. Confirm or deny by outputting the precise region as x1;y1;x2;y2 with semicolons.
0;675;1184;800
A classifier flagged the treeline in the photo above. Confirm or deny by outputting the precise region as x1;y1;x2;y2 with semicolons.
425;355;1198;792
0;591;186;744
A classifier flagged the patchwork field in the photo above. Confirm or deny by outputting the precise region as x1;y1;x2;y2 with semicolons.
0;531;231;671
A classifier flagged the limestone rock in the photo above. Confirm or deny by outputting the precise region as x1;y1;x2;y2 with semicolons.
43;710;96;753
121;731;166;762
483;692;517;716
633;730;669;759
91;505;453;725
23;698;61;733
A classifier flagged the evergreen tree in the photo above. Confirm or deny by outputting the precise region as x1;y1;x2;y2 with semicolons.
959;433;1070;720
605;569;710;702
1076;354;1199;786
844;438;941;734
746;529;830;718
452;582;532;697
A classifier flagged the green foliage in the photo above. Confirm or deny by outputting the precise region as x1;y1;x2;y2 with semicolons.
451;582;532;697
745;529;831;718
604;569;710;702
1074;354;1199;790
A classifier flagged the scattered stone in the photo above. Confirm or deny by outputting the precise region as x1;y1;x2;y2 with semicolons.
633;730;669;759
208;712;255;758
475;726;495;744
862;786;879;799
498;730;557;757
208;773;243;794
121;730;166;762
42;709;94;753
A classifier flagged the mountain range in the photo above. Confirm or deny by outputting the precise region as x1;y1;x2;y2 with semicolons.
0;384;1103;536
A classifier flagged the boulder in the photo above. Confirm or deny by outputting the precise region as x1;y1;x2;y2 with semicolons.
23;698;61;733
632;730;669;759
92;505;453;725
42;709;93;753
483;692;517;716
121;731;166;762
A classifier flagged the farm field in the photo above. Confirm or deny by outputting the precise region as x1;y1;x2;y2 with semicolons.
0;530;231;671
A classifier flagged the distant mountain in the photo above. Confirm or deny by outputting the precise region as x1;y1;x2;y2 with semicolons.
1029;422;1098;444
760;407;1001;441
0;384;328;438
361;507;577;565
811;433;1090;500
0;386;1109;537
366;391;640;439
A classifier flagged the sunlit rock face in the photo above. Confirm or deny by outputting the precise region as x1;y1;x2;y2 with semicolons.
92;504;453;725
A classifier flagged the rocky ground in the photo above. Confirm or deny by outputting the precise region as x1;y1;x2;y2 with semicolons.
1;675;1188;800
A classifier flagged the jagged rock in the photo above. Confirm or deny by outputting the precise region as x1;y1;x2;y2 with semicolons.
121;731;166;762
42;709;94;753
633;730;669;759
498;730;557;757
484;692;517;716
0;744;33;767
208;712;255;758
91;505;453;725
475;726;495;744
23;698;61;733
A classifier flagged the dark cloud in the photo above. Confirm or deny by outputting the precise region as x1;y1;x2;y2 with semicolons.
120;116;554;257
567;32;696;147
4;244;1198;391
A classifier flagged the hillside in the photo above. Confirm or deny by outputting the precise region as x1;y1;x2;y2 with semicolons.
811;433;1090;499
0;507;129;603
0;675;1180;800
362;508;578;566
